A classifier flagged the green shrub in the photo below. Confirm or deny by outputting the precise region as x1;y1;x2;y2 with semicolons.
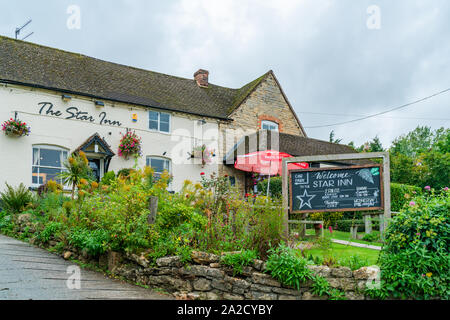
0;183;34;214
249;197;284;258
377;244;449;299
384;191;449;252
391;183;422;212
68;227;110;256
336;219;364;232
336;219;380;232
157;202;197;231
339;254;370;271
376;190;450;299
36;222;63;243
117;168;135;178
221;250;258;276
100;171;116;185
266;243;345;299
0;211;14;233
311;275;330;296
308;212;343;228
257;177;282;198
361;232;380;243
265;244;314;290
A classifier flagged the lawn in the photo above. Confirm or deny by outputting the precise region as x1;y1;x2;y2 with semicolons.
302;242;380;266
305;229;383;247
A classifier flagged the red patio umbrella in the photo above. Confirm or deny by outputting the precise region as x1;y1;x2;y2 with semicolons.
234;150;309;176
235;150;309;196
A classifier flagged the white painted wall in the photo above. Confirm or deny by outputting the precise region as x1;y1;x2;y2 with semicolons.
0;84;220;192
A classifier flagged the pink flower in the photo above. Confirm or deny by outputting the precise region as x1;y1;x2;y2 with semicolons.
200;172;205;176
409;201;416;207
329;226;333;233
444;187;449;192
319;224;323;229
424;186;431;191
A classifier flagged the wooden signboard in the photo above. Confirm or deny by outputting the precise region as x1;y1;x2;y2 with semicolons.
289;164;384;214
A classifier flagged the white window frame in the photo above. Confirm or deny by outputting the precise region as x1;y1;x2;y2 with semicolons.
32;145;69;189
261;120;279;131
146;156;172;178
149;110;171;133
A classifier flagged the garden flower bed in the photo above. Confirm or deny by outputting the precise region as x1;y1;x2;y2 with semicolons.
0;162;448;300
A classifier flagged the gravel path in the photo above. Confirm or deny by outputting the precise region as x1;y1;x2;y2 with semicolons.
0;234;172;300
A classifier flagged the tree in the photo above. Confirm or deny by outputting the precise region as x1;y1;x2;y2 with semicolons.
389;126;449;189
354;136;384;153
59;151;92;199
329;130;342;144
368;136;384;152
390;126;435;157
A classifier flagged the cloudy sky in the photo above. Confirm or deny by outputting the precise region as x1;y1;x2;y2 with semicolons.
1;0;449;148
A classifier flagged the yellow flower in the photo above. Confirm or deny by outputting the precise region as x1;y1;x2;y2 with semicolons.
194;183;202;190
183;180;192;186
426;272;432;278
78;151;89;166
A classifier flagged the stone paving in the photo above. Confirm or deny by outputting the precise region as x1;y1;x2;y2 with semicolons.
0;234;172;300
331;239;382;251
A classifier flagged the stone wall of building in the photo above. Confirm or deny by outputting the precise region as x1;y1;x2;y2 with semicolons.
106;251;374;300
227;73;304;137
217;73;306;193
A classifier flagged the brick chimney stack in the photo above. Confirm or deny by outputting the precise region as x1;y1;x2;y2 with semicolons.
194;69;209;88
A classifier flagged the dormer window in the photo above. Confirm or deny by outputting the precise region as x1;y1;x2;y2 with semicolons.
261;120;279;132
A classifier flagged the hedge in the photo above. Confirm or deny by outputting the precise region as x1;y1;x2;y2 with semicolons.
257;177;282;198
335;219;380;232
390;183;422;212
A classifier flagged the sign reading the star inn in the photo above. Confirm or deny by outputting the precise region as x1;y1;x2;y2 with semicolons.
289;164;384;213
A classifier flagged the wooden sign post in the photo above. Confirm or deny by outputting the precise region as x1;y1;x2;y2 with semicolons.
148;196;158;224
282;152;391;240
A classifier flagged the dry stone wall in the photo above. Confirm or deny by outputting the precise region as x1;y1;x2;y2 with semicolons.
11;216;375;300
108;251;374;300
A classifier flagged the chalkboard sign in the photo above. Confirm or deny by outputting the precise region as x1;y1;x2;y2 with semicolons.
289;165;384;214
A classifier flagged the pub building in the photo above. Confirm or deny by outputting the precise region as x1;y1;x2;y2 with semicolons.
0;36;358;194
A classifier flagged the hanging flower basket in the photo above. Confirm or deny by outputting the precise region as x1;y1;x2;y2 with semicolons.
2;118;31;137
118;131;142;160
192;144;214;167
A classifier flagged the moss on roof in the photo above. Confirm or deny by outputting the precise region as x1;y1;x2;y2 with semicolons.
0;35;271;120
228;72;270;114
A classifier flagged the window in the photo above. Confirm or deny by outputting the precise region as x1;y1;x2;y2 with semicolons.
146;156;171;179
32;146;68;186
149;111;171;133
261;120;279;131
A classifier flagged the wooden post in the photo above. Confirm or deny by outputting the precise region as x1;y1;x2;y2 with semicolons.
282;158;289;240
363;214;372;234
382;153;391;239
350;225;358;239
379;213;385;237
148;196;158;224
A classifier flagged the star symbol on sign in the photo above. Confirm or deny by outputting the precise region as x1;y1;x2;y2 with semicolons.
296;190;316;210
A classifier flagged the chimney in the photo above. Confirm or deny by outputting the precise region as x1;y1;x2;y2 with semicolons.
194;69;209;88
